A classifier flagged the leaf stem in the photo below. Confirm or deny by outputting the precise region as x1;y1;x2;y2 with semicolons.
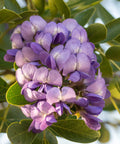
97;49;120;71
110;97;120;114
0;104;10;133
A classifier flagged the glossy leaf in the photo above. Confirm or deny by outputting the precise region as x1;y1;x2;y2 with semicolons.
0;49;13;69
54;0;70;18
48;0;58;17
96;4;114;24
6;82;30;106
103;18;120;42
4;0;21;13
0;9;21;24
32;0;45;14
0;77;9;102
0;105;26;132
50;120;100;143
75;7;96;26
100;55;113;77
105;46;120;61
99;124;110;143
86;23;107;43
67;0;102;11
7;120;58;144
0;0;4;9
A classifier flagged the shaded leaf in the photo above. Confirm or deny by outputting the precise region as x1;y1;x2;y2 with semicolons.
103;18;120;42
7;120;58;144
50;119;100;143
54;0;70;18
13;10;38;26
105;45;120;61
67;0;102;11
48;0;58;17
75;7;96;26
0;0;4;9
99;124;110;143
86;23;107;43
0;77;9;102
0;105;26;132
4;0;21;13
0;9;21;24
6;82;30;106
0;49;13;69
100;55;113;77
96;4;114;24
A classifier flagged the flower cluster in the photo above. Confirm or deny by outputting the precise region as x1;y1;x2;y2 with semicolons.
4;15;110;132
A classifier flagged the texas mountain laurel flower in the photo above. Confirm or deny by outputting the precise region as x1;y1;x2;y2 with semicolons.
4;15;110;133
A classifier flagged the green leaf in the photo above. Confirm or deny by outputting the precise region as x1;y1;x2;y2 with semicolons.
0;9;21;24
99;124;110;143
103;18;120;42
7;120;58;144
108;78;120;100
6;82;30;106
0;105;26;132
0;0;4;9
48;0;58;17
0;49;13;69
13;10;38;26
74;7;96;26
67;0;102;11
32;0;45;14
86;23;107;43
50;120;100;143
100;55;113;77
105;46;120;61
54;0;70;18
4;0;21;13
96;4;114;24
0;77;9;102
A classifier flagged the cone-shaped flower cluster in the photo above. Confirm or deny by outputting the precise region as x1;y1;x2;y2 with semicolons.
4;16;110;132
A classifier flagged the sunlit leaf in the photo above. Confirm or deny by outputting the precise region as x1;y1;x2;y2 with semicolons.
75;7;96;26
6;82;30;106
48;0;58;17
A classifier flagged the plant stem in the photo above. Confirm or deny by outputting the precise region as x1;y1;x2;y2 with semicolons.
97;48;120;71
0;104;10;133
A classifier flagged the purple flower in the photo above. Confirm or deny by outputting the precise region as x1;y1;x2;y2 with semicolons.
86;69;110;98
29;101;56;132
33;67;62;87
46;86;76;105
80;112;102;131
